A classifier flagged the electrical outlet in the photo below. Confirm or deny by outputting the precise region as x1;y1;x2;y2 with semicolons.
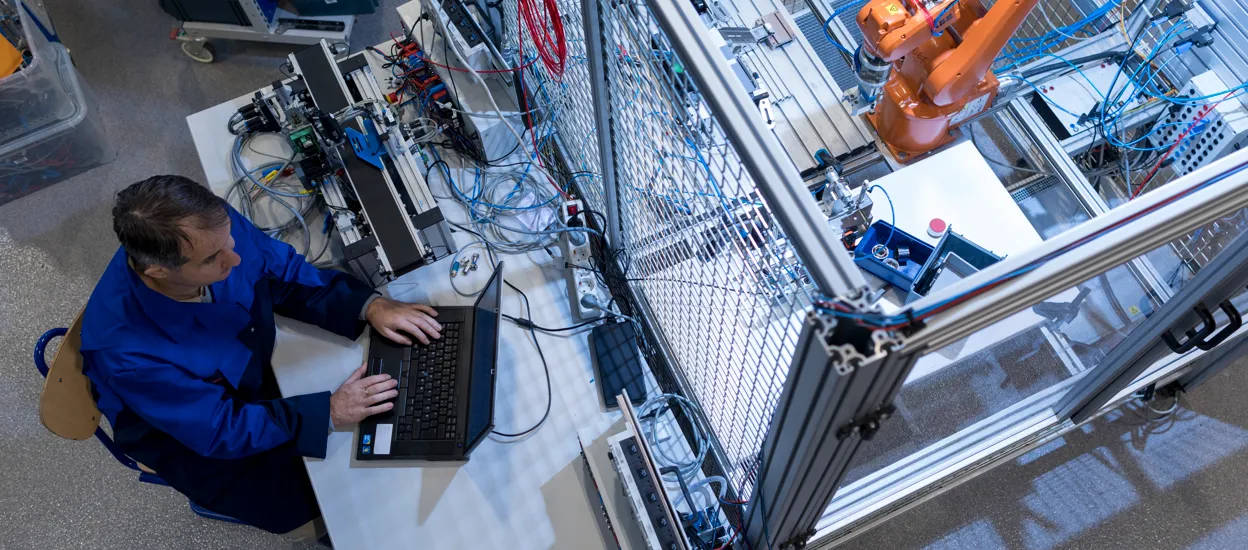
559;199;601;319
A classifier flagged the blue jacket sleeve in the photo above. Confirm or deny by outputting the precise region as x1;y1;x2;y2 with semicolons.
93;349;331;460
229;208;377;339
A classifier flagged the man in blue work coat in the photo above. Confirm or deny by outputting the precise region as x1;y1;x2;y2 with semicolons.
79;175;443;539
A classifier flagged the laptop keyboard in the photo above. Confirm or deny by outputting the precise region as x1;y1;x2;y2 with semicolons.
396;323;462;441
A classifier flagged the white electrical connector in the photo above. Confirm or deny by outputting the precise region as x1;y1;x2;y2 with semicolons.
559;199;601;319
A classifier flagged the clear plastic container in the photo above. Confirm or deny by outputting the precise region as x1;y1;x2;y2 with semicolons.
0;3;113;206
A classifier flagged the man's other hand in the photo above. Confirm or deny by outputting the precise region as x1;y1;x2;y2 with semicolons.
331;364;398;428
365;297;442;345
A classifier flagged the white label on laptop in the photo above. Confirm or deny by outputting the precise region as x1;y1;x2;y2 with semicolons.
374;424;393;455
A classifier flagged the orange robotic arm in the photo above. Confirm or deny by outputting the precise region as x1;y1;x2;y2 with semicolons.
850;0;1039;160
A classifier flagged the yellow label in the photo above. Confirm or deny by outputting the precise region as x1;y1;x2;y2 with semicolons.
1128;306;1142;316
886;4;902;13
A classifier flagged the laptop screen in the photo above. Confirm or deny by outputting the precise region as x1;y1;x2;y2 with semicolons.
465;262;503;449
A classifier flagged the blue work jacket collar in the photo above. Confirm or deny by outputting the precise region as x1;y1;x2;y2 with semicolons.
125;254;252;346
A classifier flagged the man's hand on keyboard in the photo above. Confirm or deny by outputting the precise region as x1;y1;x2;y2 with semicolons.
365;297;442;345
331;364;398;428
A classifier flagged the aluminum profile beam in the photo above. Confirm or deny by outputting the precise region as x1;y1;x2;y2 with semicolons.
742;312;918;549
646;0;869;299
583;0;621;248
905;149;1248;355
1178;328;1248;392
1005;101;1173;299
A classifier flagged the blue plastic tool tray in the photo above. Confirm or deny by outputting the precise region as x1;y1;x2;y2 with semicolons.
912;228;1003;297
853;221;934;290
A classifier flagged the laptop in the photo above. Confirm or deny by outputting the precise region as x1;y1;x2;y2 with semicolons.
356;262;503;461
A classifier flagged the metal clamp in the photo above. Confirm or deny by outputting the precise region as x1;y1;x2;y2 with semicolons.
779;529;816;550
1161;301;1242;354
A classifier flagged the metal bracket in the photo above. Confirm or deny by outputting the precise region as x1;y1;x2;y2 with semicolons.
779;529;817;550
812;313;869;375
836;404;898;442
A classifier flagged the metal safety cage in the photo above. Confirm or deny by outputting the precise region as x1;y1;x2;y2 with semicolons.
576;0;874;518
495;0;604;210
769;150;1248;549
1057;215;1248;423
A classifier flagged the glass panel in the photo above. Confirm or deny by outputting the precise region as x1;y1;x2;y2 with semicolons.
822;205;1248;539
840;261;1159;487
820;249;1168;533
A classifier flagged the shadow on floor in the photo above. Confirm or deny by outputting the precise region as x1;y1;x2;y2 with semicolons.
840;360;1248;550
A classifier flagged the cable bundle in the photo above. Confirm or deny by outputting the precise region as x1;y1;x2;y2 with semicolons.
227;135;333;265
518;0;567;81
997;0;1126;67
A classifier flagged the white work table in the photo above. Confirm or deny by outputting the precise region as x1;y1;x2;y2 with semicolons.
863;142;1081;382
186;51;623;549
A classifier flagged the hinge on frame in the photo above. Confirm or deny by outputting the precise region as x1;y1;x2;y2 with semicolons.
836;405;898;442
779;528;816;550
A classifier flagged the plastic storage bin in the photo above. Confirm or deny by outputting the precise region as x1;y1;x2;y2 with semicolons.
0;7;113;206
910;228;1003;297
853;221;934;290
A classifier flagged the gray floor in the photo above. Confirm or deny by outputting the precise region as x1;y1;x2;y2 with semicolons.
0;2;407;549
840;364;1248;550
5;3;1248;550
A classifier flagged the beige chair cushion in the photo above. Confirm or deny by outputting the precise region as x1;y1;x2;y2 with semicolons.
39;311;102;441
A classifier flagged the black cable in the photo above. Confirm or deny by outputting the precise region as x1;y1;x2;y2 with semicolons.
491;280;552;439
502;314;602;333
662;466;710;550
480;141;523;165
426;159;451;184
441;33;464;141
967;124;1052;177
1019;50;1127;79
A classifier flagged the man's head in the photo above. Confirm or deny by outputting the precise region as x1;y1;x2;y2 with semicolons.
113;175;241;289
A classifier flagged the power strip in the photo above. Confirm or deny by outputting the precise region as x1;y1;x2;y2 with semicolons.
560;199;602;320
607;433;686;550
423;0;492;71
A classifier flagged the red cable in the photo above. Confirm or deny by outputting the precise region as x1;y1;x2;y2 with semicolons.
909;0;936;33
518;0;567;81
1130;92;1235;200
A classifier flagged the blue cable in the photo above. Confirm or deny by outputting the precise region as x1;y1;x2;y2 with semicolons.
823;15;857;57
869;184;895;248
997;0;1124;64
930;2;956;37
822;0;867;57
684;137;738;218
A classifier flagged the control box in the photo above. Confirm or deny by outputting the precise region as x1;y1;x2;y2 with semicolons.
1150;71;1248;176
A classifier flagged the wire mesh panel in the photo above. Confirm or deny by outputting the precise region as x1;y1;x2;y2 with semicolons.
598;0;824;499
499;0;604;208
